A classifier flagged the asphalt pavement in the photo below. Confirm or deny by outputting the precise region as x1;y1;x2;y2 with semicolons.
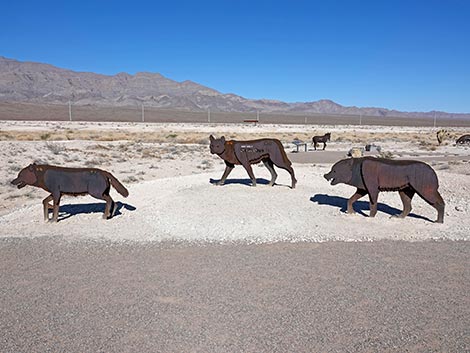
0;238;469;352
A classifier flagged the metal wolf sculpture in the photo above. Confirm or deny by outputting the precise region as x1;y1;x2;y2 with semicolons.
11;163;129;222
311;133;331;150
324;157;445;223
209;135;297;188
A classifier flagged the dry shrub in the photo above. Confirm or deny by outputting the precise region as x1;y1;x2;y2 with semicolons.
379;151;394;159
123;176;139;183
45;142;63;155
87;144;110;150
141;149;160;159
85;158;106;167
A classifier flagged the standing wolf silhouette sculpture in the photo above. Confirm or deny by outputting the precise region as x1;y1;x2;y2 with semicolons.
11;163;129;222
324;157;445;223
209;135;297;188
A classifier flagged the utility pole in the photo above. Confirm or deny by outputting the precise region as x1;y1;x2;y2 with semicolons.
359;113;362;126
68;101;72;121
257;110;259;122
142;104;145;122
208;109;211;123
304;116;307;124
433;112;437;128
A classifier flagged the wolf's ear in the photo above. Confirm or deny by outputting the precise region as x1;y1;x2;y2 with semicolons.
220;136;225;143
210;135;215;142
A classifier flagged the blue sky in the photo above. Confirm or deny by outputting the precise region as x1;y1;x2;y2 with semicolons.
1;0;469;113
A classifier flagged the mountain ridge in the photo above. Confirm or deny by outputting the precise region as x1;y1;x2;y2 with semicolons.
0;56;468;119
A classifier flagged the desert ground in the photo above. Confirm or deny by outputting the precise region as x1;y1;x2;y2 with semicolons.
1;120;469;351
1;120;469;241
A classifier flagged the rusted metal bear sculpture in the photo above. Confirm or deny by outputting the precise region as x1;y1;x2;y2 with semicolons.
324;157;445;223
209;135;297;188
11;163;129;222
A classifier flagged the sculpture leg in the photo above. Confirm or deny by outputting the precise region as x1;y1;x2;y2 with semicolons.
412;183;445;224
433;192;445;224
347;189;367;214
42;194;53;221
241;162;257;186
103;194;115;219
368;190;379;218
263;159;277;186
217;164;234;186
269;155;297;189
51;192;61;223
396;188;415;218
424;191;445;223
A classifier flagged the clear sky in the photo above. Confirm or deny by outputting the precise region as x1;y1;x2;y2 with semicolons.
1;0;469;113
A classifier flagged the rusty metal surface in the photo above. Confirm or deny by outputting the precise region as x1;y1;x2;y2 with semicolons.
209;135;297;188
11;164;128;222
324;157;445;223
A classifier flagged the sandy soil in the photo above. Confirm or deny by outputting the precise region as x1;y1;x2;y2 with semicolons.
1;121;469;242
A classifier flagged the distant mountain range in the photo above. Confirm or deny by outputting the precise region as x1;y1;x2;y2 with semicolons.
0;56;468;119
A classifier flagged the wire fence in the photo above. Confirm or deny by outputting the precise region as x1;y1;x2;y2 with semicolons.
1;102;470;127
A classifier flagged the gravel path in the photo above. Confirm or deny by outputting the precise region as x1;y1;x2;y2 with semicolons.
0;238;468;352
1;165;469;243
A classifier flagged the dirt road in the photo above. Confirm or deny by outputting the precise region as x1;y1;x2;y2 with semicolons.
1;238;468;352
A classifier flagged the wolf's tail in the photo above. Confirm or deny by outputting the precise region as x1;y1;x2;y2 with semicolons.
104;172;129;197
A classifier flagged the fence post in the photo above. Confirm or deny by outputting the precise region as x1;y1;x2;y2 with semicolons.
208;109;211;123
359;113;362;126
68;101;72;121
433;112;436;128
142;104;145;122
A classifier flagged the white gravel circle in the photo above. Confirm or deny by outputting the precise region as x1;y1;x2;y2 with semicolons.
1;164;469;243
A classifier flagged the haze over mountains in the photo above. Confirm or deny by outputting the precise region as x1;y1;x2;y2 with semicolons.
0;56;467;119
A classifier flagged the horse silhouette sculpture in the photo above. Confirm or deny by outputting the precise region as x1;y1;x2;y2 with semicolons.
209;135;297;188
11;163;129;222
312;133;331;150
324;157;445;223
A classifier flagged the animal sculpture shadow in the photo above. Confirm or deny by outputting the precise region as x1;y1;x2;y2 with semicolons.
56;202;136;222
209;135;297;188
311;133;331;150
310;194;432;222
324;157;445;223
209;178;271;187
11;163;129;222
